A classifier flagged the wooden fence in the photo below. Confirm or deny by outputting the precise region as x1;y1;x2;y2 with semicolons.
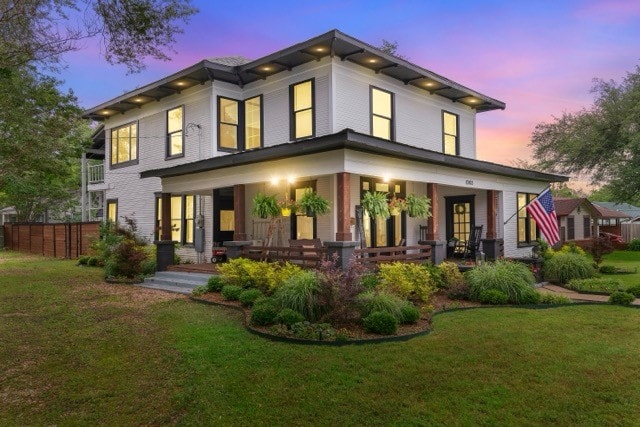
2;222;100;258
622;223;640;243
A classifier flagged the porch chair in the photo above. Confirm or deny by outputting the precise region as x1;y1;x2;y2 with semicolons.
463;225;483;260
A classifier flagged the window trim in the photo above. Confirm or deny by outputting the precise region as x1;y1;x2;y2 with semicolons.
106;199;118;224
442;110;460;156
243;94;264;150
154;194;196;245
109;121;139;168
290;180;317;240
517;192;538;246
567;216;575;241
166;105;185;160
217;96;240;152
289;78;316;141
369;86;395;141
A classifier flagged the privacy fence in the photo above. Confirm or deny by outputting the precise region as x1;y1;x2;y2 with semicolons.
621;223;640;243
2;222;100;259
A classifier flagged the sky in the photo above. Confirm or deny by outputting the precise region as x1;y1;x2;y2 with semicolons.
58;0;640;185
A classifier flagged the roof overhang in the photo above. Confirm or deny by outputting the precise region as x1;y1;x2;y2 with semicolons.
140;129;567;183
83;29;505;120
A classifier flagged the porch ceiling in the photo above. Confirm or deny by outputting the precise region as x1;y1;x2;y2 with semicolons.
83;29;505;120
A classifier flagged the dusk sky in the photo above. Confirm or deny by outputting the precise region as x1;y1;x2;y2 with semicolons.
59;0;640;183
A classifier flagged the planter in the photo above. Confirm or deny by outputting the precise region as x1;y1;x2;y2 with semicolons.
281;207;292;217
390;207;401;216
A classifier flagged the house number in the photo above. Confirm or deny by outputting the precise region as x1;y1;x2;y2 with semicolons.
465;180;474;186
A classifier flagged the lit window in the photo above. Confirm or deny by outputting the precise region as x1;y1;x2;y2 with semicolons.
290;80;314;140
371;87;394;140
218;97;239;150
110;122;137;166
156;195;195;244
442;111;459;155
167;106;184;158
244;96;262;149
106;199;118;223
517;192;538;245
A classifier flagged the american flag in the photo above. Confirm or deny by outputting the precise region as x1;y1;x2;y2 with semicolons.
526;188;560;245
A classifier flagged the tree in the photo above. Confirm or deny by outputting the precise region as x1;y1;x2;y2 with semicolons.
0;0;198;73
378;39;408;60
530;66;640;202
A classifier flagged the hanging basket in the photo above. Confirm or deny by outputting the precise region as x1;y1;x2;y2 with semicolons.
281;207;292;217
390;207;401;216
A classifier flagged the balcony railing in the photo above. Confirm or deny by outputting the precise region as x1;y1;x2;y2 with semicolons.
88;163;104;184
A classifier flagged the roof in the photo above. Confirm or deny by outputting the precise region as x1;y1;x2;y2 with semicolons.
554;197;630;219
592;202;640;219
83;29;506;120
141;128;567;183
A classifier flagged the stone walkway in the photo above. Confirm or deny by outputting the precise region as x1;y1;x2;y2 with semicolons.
539;283;640;306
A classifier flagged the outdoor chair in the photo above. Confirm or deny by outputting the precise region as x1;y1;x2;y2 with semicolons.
463;225;483;260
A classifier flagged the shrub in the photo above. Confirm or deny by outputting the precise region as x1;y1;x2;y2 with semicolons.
77;255;89;266
479;289;509;305
357;290;405;321
206;276;225;292
626;285;640;297
399;302;421;324
316;255;366;326
275;308;305;327
519;290;541;304
218;258;302;293
558;243;586;256
140;258;156;275
87;256;100;267
542;252;596;284
250;298;279;326
599;265;617;274
363;311;398;335
447;280;470;300
289;322;336;340
588;236;614;265
609;291;635;305
627;239;640;251
221;285;243;301
566;278;621;294
360;273;380;291
539;293;573;305
192;285;207;297
439;261;465;289
106;238;148;279
465;260;537;304
238;288;263;307
422;263;445;289
274;270;321;322
377;262;437;303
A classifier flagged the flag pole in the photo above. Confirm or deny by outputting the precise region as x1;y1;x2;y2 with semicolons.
503;186;551;225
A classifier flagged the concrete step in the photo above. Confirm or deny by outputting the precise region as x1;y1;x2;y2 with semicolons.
137;282;195;295
139;270;217;294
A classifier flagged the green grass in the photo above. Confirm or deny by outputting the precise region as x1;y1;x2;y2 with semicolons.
600;250;640;289
2;250;640;425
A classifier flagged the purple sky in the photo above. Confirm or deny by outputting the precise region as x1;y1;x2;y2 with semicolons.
59;0;640;179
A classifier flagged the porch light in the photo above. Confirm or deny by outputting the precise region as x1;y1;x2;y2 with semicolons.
270;177;279;186
261;66;273;72
287;176;295;184
382;175;390;183
367;58;378;64
314;46;326;52
175;81;186;86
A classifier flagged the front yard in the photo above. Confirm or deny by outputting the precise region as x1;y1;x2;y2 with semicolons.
1;251;639;425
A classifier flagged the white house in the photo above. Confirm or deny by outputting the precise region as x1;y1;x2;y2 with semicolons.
82;29;566;266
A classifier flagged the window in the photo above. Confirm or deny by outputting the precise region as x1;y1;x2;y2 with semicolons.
442;111;459;155
291;182;317;239
583;216;591;238
517;193;538;245
290;79;314;140
218;96;263;151
567;216;575;240
361;177;405;248
155;195;195;244
370;87;394;140
167;106;184;158
110;122;137;166
106;199;118;223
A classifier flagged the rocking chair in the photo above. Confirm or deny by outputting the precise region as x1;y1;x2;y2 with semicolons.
463;225;483;260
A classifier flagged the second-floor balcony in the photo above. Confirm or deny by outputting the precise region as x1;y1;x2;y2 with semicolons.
88;163;104;184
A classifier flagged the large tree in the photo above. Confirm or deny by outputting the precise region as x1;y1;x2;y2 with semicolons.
530;66;640;203
0;0;197;73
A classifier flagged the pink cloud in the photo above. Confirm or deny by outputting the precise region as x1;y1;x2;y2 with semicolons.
576;0;640;24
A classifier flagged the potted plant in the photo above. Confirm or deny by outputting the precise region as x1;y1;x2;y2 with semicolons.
252;192;280;219
278;198;298;217
360;191;390;220
298;189;330;217
388;196;407;216
406;194;432;218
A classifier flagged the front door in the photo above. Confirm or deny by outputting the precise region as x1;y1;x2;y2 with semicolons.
445;195;475;257
361;177;406;247
213;187;234;245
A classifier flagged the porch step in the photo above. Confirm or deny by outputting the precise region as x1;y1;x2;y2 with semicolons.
139;271;216;295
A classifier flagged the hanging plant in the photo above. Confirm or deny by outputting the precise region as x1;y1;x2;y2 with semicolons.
278;198;298;216
252;192;280;219
406;194;432;219
361;191;390;219
388;196;407;216
298;189;330;217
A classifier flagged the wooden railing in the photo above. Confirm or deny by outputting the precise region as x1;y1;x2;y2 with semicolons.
88;163;104;184
242;245;328;266
354;244;432;267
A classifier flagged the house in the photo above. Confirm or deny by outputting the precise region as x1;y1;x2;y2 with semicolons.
553;198;629;244
592;202;640;224
81;29;566;267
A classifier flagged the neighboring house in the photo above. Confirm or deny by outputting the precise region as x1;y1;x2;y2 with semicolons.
81;29;566;263
0;206;17;225
592;202;640;224
554;198;629;243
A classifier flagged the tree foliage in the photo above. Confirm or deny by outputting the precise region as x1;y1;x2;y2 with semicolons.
0;0;198;73
378;39;408;60
530;66;640;202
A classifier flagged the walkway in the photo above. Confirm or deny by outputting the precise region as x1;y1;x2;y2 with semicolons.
539;283;640;306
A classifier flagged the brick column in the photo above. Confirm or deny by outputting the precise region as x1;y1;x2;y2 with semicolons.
486;190;497;239
335;172;352;241
426;183;438;240
233;184;247;241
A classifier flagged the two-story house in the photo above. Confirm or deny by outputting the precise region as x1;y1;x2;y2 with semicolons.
82;29;566;265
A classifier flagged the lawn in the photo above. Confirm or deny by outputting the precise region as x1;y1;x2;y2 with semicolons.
600;250;640;289
2;250;640;425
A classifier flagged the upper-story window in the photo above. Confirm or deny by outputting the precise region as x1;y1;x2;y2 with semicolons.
290;79;315;140
110;122;137;167
167;106;184;158
218;95;263;151
370;87;394;140
517;192;538;245
442;111;459;155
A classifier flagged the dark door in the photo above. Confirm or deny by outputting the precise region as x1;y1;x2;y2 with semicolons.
213;187;234;244
445;195;475;257
360;177;406;247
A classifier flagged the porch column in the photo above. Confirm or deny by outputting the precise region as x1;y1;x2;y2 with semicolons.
335;172;352;241
482;189;504;260
426;183;438;240
233;184;247;241
156;192;175;271
486;190;497;239
80;153;87;222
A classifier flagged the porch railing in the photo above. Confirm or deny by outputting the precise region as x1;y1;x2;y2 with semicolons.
354;244;432;267
88;163;104;184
